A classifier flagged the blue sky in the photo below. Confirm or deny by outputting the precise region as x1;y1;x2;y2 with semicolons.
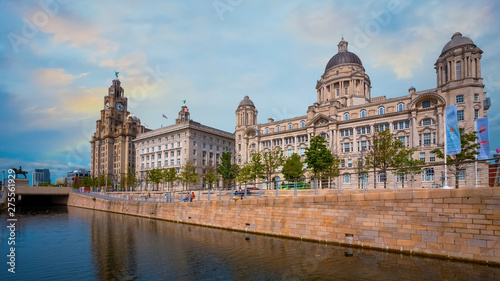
1;0;500;184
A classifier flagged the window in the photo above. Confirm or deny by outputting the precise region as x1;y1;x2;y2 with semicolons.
336;88;339;96
474;93;479;102
458;170;465;181
398;136;405;145
276;125;280;132
422;119;432;126
456;95;464;103
158;154;161;159
178;134;181;139
265;128;269;134
430;152;435;162
405;121;410;128
171;160;174;165
158;161;161;167
177;159;181;165
341;159;345;168
420;152;425;162
347;159;352;168
457;110;464;121
378;106;385;115
422;101;431;108
377;172;386;183
475;109;479;119
343;174;351;184
424;133;431;145
422;168;434;182
300;148;305;156
360;109;367;118
396;173;407;182
300;120;305;128
360;141;367;151
344;143;350;153
397;102;405;112
177;150;181;156
287;149;292;157
360;173;368;183
343;112;350;121
456;61;461;79
287;123;293;130
193;150;196;156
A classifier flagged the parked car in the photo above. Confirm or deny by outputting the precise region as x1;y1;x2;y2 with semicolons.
234;189;252;196
246;186;260;191
280;182;311;190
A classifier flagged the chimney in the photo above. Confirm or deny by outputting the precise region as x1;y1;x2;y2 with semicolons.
409;86;416;95
268;118;274;123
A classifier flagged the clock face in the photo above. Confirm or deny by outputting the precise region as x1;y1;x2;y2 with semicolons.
116;102;124;112
105;101;110;111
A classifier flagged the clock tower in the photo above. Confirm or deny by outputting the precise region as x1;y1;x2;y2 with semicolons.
90;78;145;189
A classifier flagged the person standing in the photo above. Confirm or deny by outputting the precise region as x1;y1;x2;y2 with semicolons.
190;191;195;202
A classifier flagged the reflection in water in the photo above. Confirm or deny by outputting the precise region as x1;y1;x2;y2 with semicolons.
1;206;500;281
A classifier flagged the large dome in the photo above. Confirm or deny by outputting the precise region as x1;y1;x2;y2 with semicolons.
325;51;363;71
325;38;363;72
238;96;255;107
441;32;475;55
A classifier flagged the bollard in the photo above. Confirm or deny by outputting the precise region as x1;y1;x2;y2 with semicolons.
231;186;234;200
275;186;278;198
294;182;297;198
198;190;201;202
259;185;262;199
208;189;210;201
219;188;222;201
314;179;318;196
180;191;184;202
164;193;167;203
244;185;247;200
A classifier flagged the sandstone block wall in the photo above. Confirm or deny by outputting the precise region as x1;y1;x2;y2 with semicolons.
68;187;500;264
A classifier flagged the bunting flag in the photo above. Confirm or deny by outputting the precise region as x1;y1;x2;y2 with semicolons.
182;100;186;104
162;114;168;119
476;117;490;160
445;105;461;155
143;122;148;127
185;108;189;112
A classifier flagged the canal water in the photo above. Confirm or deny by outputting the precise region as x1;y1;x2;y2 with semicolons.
1;206;500;281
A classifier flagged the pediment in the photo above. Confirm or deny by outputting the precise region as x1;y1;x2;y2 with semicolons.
306;113;335;127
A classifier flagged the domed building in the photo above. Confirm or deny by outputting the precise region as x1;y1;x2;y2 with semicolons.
235;33;491;188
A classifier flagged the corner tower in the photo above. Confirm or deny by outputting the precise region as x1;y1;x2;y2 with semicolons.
235;96;258;164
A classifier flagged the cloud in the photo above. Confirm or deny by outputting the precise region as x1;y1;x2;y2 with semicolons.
99;52;148;76
0;157;88;182
34;68;87;86
37;15;118;53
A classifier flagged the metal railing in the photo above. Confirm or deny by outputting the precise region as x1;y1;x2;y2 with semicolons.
71;159;500;203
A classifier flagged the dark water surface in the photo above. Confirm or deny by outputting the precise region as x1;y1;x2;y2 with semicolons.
1;206;500;281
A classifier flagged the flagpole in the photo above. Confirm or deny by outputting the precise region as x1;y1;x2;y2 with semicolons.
474;119;477;188
443;106;448;188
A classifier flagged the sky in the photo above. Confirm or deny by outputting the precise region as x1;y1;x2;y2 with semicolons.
1;0;500;184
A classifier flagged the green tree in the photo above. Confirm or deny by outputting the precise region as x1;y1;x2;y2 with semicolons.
305;135;334;181
261;147;284;189
364;130;399;189
82;176;92;188
247;152;265;184
147;168;164;191
123;168;138;191
391;141;424;188
204;165;219;189
322;157;341;189
431;128;480;189
97;174;112;190
236;164;252;186
217;151;237;188
282;153;305;182
178;161;200;190
163;168;178;191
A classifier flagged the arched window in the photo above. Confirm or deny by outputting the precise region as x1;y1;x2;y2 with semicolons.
343;112;350;121
378;106;385;115
288;123;293;130
300;120;305;128
378;172;387;183
276;125;280;132
265;127;269;134
343;174;351;184
360;109;367;118
422;118;431;126
245;113;249;125
397;102;405;112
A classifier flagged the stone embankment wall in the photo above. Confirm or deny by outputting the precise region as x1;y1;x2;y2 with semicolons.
68;188;500;264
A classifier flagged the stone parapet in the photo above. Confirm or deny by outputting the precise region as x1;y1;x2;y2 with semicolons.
68;187;500;265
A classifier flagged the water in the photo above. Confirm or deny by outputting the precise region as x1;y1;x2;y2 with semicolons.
1;206;500;281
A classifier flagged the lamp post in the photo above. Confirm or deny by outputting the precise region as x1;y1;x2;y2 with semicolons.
360;147;366;193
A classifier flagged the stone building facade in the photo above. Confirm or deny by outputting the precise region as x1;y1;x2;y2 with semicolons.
235;33;491;188
134;106;235;190
90;79;145;185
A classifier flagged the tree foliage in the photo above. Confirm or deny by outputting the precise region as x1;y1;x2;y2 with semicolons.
204;165;219;189
217;151;237;188
178;161;200;190
391;141;424;188
247;152;265;184
236;164;252;185
282;153;305;182
304;135;334;179
431;128;480;189
261;147;284;189
147;168;164;191
364;129;399;189
163;168;178;191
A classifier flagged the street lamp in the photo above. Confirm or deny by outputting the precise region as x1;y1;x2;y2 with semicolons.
360;147;366;193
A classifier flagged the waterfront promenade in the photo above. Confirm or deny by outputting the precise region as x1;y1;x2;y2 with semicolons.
69;187;500;265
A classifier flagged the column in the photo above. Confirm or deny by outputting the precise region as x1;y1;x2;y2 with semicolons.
477;58;481;78
471;58;476;77
411;115;418;147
